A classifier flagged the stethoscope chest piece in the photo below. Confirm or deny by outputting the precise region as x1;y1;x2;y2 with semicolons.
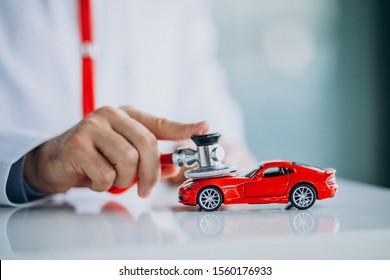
172;133;237;179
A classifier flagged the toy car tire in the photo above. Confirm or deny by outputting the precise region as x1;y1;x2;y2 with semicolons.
290;183;317;210
197;187;223;212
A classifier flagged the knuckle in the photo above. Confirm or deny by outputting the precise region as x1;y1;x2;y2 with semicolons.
122;148;139;165
97;106;115;115
156;118;169;132
95;106;121;117
138;131;157;147
67;132;87;149
98;169;116;188
81;115;102;129
89;167;116;192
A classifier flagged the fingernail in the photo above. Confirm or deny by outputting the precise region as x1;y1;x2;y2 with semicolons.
193;121;209;134
139;190;151;198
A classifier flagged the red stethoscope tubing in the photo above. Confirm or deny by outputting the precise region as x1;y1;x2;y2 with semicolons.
78;0;95;117
78;0;173;194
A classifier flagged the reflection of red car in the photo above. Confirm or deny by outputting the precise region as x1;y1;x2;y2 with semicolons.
176;211;339;238
178;160;338;211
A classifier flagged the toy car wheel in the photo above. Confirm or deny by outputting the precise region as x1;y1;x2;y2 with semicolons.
290;184;317;210
197;187;223;211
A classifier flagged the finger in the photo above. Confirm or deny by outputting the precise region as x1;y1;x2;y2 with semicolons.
109;115;161;197
92;126;139;188
90;107;161;196
81;148;117;192
120;105;209;140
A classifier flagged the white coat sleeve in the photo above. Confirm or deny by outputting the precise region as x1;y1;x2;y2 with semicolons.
0;127;54;206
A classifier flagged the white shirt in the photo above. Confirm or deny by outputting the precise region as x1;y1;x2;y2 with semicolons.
0;0;246;206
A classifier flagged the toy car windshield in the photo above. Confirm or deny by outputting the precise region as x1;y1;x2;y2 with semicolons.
238;165;261;178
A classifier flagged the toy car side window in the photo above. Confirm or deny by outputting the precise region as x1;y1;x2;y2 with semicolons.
284;168;294;174
262;167;284;178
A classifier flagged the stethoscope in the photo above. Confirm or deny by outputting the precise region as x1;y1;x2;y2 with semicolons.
77;0;235;194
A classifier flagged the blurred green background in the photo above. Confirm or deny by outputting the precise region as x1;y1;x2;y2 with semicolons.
212;0;389;187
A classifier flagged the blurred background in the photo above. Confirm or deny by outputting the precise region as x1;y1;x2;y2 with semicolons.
212;0;389;187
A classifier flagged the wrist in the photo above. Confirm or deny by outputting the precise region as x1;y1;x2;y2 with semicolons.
23;144;54;194
24;146;43;192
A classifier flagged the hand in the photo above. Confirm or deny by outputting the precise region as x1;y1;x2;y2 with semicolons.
23;106;209;197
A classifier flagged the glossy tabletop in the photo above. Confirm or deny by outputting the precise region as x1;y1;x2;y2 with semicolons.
1;178;390;259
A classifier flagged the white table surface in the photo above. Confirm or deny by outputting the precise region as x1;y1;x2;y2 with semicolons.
1;178;389;259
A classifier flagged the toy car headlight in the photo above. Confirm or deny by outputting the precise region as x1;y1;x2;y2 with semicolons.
184;181;197;190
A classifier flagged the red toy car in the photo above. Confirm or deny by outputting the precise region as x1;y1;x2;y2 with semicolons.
178;160;338;211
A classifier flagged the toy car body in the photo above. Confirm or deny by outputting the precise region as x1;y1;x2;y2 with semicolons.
178;160;338;211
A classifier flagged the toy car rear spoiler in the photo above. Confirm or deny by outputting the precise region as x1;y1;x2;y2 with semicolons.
324;168;336;174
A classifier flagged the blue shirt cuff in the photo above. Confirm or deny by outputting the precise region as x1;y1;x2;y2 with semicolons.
6;156;47;203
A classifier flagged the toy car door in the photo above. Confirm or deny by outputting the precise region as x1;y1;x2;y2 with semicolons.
244;167;290;197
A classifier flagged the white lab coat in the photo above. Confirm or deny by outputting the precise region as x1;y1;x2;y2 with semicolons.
0;0;246;206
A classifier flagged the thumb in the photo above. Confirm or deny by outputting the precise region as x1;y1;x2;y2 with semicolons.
121;106;209;140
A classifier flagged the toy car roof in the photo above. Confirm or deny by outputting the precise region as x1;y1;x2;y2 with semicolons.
258;160;293;167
